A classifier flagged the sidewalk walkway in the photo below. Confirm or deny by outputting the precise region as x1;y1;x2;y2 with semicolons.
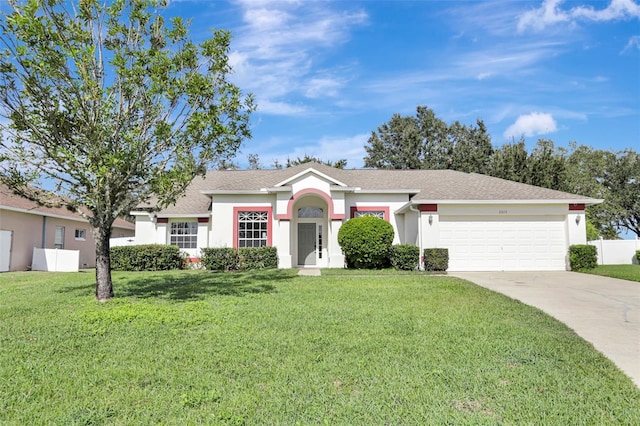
297;268;321;276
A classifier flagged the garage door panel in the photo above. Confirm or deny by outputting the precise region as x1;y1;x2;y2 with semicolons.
439;215;567;271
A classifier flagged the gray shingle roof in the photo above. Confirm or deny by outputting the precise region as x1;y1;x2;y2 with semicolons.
0;183;134;230
150;163;600;215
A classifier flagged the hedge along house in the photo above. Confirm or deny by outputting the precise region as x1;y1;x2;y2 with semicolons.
131;162;601;271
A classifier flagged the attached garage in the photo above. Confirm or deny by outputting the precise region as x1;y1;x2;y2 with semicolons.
439;215;567;271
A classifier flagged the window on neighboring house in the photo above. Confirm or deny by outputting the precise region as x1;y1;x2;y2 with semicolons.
75;228;86;241
54;226;65;249
238;210;269;248
170;222;198;249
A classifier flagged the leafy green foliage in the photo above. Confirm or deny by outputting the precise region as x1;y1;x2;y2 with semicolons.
364;105;492;171
424;248;449;272
111;245;185;271
272;154;347;169
0;0;254;300
201;248;241;271
603;150;640;237
201;246;278;271
337;216;394;269
636;250;640;263
239;246;278;270
569;245;598;271
390;244;420;271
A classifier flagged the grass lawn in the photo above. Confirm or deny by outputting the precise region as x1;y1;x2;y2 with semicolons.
1;270;639;425
582;264;640;282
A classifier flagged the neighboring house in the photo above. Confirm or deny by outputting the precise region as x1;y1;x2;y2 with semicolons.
0;184;135;271
131;162;601;271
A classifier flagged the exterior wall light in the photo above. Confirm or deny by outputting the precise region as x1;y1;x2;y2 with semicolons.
575;215;581;225
428;215;433;225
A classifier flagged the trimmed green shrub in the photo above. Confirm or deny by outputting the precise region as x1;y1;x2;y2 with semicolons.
201;248;240;271
390;244;420;271
337;216;394;269
240;246;278;270
201;246;278;271
111;244;185;271
636;250;640;262
569;244;598;271
424;248;449;272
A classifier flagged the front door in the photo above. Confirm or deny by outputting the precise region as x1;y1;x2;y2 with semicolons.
298;223;316;266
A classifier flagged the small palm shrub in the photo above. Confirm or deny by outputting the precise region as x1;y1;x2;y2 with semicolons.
338;216;394;269
569;244;597;271
390;244;420;270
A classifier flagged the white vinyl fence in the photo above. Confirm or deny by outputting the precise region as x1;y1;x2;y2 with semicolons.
110;236;137;247
588;238;640;265
32;248;79;272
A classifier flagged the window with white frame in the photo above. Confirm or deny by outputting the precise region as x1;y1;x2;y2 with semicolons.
74;228;86;240
238;211;268;248
354;210;385;219
170;222;198;249
54;226;65;249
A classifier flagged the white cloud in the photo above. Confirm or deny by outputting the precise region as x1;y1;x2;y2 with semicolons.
227;0;367;116
256;99;308;116
518;0;640;33
304;77;343;98
622;35;640;52
267;133;369;168
503;112;558;139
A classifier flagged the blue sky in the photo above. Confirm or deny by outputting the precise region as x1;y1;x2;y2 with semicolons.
141;1;639;167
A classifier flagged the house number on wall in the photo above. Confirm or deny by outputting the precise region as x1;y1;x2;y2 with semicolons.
498;210;508;214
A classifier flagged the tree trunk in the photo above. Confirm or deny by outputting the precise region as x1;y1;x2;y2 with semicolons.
95;224;113;301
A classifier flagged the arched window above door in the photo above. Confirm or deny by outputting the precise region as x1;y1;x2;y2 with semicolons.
298;207;324;218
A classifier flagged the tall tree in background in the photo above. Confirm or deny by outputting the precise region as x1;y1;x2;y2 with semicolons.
416;106;451;169
526;139;566;190
364;105;487;170
487;139;529;182
604;149;639;237
449;119;493;173
0;0;254;300
364;113;425;169
272;155;347;169
562;143;617;239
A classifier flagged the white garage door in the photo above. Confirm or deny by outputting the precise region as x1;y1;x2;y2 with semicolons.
439;216;567;271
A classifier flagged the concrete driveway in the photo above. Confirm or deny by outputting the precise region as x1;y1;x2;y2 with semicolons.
450;271;640;388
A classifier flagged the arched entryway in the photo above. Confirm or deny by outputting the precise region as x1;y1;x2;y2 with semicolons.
294;197;328;267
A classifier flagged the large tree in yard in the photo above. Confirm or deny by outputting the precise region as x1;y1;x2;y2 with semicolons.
0;0;254;300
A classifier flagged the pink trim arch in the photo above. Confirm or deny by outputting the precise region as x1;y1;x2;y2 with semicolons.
276;188;345;220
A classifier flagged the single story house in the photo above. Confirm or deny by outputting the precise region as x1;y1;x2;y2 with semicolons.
131;162;601;271
0;184;135;271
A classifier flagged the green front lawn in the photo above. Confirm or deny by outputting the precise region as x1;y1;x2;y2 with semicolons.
1;270;638;424
582;264;640;282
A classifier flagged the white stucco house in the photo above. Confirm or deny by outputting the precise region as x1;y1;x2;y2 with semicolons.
131;162;601;271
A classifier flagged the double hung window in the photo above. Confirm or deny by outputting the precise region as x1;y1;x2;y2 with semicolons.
170;222;198;249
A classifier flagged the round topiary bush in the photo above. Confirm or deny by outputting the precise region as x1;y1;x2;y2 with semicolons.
337;216;394;269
